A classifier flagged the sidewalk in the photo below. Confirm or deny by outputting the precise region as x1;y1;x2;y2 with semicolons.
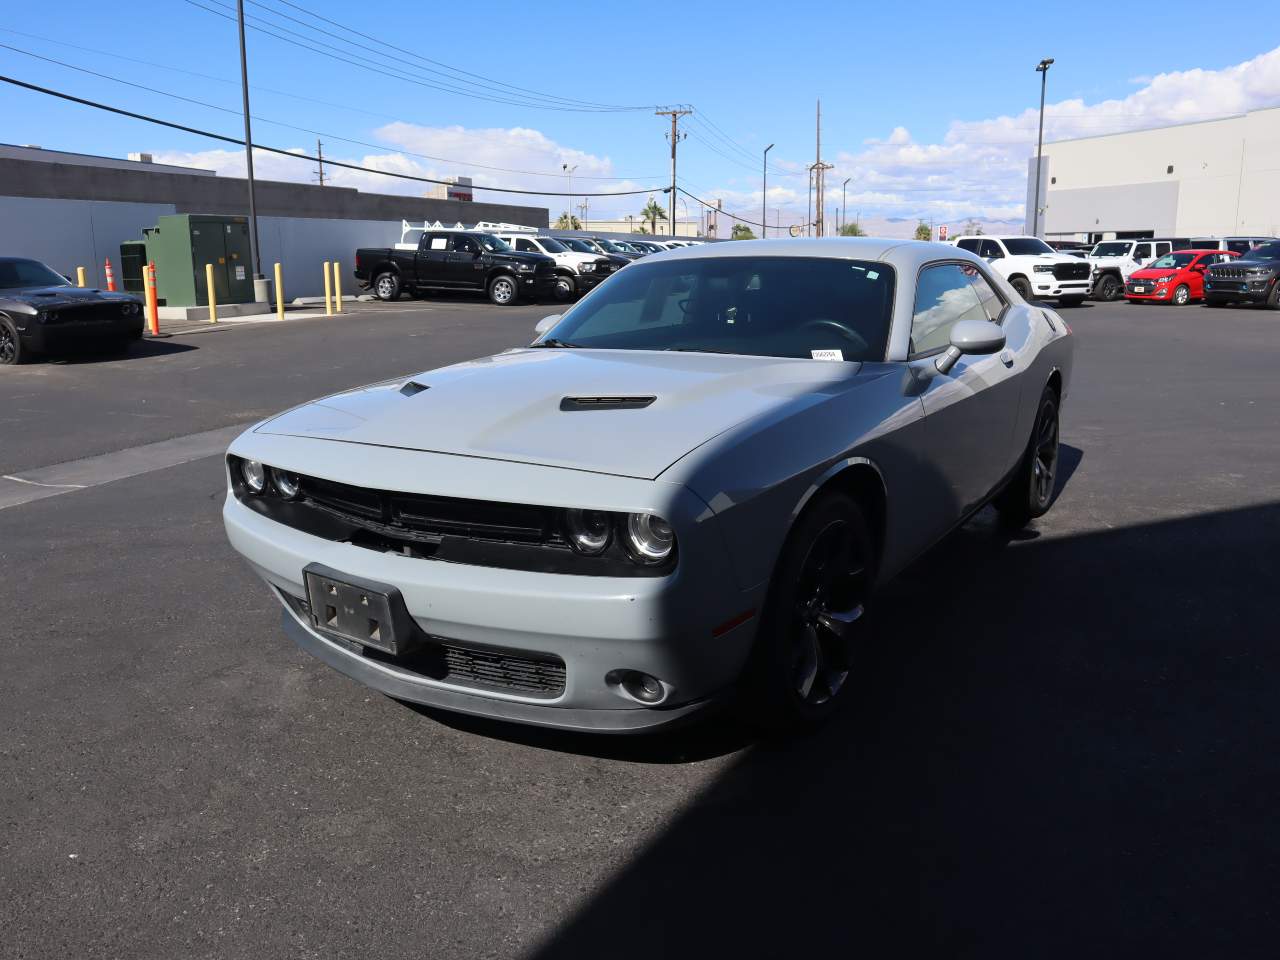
146;306;339;338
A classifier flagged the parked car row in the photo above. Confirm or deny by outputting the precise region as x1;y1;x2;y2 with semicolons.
353;228;705;306
1086;236;1274;301
948;235;1093;306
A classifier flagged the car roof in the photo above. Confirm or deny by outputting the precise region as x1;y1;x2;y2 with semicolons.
626;236;973;274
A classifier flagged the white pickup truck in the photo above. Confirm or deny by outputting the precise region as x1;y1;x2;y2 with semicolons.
950;235;1093;305
1085;239;1175;302
491;232;616;301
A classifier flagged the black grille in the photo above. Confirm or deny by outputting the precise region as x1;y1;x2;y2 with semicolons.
46;303;126;325
303;475;556;544
1052;262;1091;281
1210;267;1265;280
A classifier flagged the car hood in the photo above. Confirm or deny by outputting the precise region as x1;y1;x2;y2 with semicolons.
1129;267;1179;279
256;349;864;480
0;285;138;307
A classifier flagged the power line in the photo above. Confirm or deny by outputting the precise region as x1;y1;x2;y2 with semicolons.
0;73;665;198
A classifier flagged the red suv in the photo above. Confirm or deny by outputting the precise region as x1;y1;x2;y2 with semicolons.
1125;249;1239;305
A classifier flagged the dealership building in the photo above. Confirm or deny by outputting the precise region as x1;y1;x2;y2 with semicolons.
1026;105;1280;242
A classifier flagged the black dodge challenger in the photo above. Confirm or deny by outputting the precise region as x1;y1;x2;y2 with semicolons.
0;257;145;365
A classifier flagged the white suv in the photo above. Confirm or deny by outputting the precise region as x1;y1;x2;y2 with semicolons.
492;232;614;301
1085;239;1177;301
950;235;1093;305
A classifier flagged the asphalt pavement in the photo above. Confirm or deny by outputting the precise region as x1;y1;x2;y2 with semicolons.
1;297;1276;958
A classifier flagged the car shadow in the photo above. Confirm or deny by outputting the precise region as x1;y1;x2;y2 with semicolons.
43;339;197;364
526;499;1280;958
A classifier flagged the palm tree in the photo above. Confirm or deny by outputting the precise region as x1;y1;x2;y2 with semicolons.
554;212;582;230
640;197;668;235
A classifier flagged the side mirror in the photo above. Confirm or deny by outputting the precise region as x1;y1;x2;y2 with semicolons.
935;319;1006;375
535;314;560;336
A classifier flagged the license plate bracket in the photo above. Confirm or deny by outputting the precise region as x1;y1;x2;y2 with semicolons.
303;563;420;656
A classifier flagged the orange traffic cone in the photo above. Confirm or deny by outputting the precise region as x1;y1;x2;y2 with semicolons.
104;257;116;292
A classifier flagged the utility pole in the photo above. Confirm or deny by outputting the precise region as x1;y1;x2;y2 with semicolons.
841;177;850;234
236;0;262;287
562;163;577;227
806;166;814;237
656;106;691;237
762;143;774;239
315;138;326;186
812;99;834;238
1032;58;1054;238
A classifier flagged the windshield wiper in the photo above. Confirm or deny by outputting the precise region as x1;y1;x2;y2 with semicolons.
530;338;582;348
663;346;739;355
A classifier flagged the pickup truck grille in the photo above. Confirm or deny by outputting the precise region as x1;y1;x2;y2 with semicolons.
595;259;615;273
1052;262;1091;281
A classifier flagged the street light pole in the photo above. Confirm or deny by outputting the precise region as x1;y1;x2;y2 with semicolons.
236;0;262;286
562;163;577;227
841;177;850;234
762;143;774;239
1032;57;1054;238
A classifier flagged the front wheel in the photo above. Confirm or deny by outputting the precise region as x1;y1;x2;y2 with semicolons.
1267;282;1280;310
0;317;27;365
1172;284;1190;306
553;274;576;302
743;492;873;733
373;272;401;301
488;275;518;306
996;386;1060;529
1010;276;1032;300
1094;274;1122;301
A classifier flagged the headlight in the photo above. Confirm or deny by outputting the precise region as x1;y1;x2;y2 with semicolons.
241;459;266;494
272;469;301;499
579;262;595;273
517;263;535;272
564;509;611;555
1033;264;1056;273
624;513;674;563
36;310;51;323
1155;275;1174;285
121;302;141;316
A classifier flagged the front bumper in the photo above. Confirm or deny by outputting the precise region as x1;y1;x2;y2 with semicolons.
222;462;760;733
1204;277;1274;303
1032;280;1092;299
18;316;142;351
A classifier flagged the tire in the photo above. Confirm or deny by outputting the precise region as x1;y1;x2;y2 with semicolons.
996;385;1060;529
372;272;401;301
553;273;576;302
0;316;27;365
743;491;874;733
1267;282;1280;310
1094;273;1122;301
1058;295;1086;307
1172;284;1191;306
1010;276;1032;300
488;274;518;306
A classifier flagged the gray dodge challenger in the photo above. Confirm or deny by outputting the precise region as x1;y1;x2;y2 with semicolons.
223;238;1073;734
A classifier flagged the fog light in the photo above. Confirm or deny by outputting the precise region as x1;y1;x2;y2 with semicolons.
619;670;665;704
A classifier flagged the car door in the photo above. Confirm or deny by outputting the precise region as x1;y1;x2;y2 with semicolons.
1132;242;1153;270
908;262;1023;520
1188;253;1214;297
416;233;452;287
447;235;486;290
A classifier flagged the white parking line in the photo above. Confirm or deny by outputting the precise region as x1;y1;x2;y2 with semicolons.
0;423;249;510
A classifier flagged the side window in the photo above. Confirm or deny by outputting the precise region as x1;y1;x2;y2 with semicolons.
452;236;479;254
426;234;449;251
979;239;1004;259
911;263;990;357
515;238;538;253
1156;242;1171;257
1227;240;1251;254
966;267;1005;322
1133;243;1152;262
956;239;980;253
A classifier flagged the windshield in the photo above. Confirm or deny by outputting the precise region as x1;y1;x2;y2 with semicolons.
542;256;895;361
612;242;638;253
478;235;510;252
558;238;596;254
534;237;568;253
1090;241;1132;257
1243;240;1280;260
0;259;71;289
596;239;627;253
1148;253;1197;269
1002;238;1054;256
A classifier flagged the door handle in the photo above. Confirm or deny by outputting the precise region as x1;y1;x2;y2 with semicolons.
999;351;1014;367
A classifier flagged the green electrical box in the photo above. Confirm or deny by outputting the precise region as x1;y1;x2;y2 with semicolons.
142;214;256;307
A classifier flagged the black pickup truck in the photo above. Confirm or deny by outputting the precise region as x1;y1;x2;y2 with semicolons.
354;230;557;306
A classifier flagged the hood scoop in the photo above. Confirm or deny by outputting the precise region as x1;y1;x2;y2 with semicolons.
560;395;656;411
399;380;430;397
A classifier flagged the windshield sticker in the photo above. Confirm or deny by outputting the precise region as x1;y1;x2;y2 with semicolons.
811;349;843;361
866;270;879;280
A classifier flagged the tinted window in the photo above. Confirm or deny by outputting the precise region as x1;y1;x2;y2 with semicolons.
1002;238;1054;256
478;235;509;253
1091;242;1131;257
911;263;994;356
452;236;479;254
545;257;895;361
558;238;596;253
1133;243;1152;261
515;238;538;252
956;239;980;253
536;236;568;253
969;269;1004;322
0;259;71;289
979;239;1004;259
1245;241;1280;259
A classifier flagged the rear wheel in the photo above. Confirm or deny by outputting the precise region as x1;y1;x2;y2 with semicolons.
0;317;27;365
1172;284;1190;306
1094;274;1122;301
373;272;400;301
996;385;1060;529
744;492;873;732
488;275;518;306
1010;276;1032;300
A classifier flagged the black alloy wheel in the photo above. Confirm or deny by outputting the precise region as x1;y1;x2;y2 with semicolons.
1011;276;1032;299
1095;274;1122;301
997;385;1060;528
746;492;873;731
0;317;25;365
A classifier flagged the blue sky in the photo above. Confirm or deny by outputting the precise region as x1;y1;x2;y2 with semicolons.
2;0;1277;235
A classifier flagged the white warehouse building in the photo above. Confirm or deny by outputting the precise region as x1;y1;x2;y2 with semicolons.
1026;104;1280;242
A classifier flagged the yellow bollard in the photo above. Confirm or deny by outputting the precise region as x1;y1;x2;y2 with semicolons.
205;263;218;323
76;266;86;287
274;262;284;321
332;261;343;314
323;261;333;316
